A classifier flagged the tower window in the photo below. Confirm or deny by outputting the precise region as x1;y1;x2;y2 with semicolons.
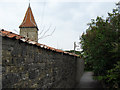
27;33;28;37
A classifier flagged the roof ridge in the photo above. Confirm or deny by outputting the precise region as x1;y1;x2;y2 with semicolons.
21;8;29;26
29;8;37;26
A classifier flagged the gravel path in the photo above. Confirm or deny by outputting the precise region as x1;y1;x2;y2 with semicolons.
76;72;103;89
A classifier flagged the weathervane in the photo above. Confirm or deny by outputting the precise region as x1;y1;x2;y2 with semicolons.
28;0;31;7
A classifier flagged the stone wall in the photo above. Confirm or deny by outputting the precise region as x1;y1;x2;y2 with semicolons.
20;28;38;42
2;36;84;88
76;58;84;84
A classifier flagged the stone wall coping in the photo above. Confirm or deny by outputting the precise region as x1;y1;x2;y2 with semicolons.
0;29;81;58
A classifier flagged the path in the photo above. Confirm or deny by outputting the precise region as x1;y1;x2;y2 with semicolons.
76;72;103;89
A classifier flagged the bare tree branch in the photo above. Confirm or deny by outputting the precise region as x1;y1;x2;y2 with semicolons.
13;29;19;34
41;24;51;37
38;24;52;40
39;27;56;39
38;25;45;35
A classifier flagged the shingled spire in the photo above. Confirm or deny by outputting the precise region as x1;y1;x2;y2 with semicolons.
19;4;38;29
19;3;38;42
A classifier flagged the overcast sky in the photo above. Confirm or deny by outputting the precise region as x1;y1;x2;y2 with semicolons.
0;0;119;50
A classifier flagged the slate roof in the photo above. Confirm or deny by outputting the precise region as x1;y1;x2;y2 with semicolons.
19;4;38;29
0;29;80;57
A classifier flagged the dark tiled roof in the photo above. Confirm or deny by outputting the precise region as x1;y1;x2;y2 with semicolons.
19;5;38;29
0;29;80;57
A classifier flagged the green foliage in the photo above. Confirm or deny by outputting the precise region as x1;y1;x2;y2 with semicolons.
105;61;120;88
80;6;120;88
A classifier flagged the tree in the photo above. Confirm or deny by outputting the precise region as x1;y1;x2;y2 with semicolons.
80;3;120;88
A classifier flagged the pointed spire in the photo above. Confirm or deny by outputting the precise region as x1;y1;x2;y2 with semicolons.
19;3;38;30
29;0;30;7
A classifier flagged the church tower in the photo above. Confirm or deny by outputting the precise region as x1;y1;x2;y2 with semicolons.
19;4;38;42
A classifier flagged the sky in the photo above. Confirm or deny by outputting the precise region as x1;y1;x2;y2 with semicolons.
0;0;119;51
